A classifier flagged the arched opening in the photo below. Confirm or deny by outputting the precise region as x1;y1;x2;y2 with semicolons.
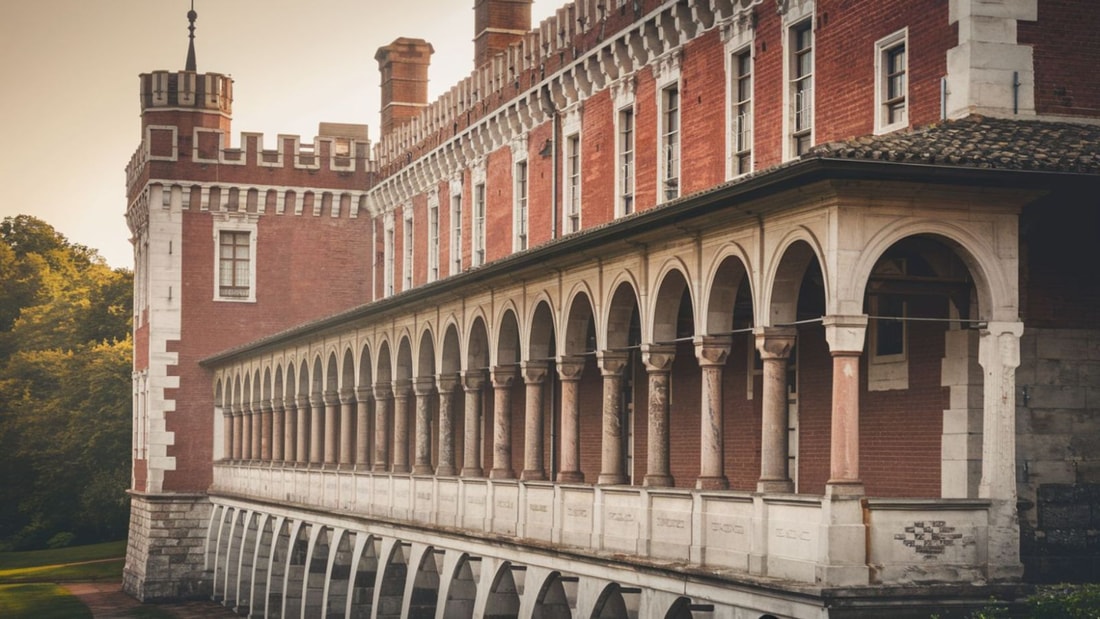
561;290;600;482
232;511;259;614
484;562;521;619
531;571;572;619
443;554;479;618
409;548;443;618
649;268;697;488
438;325;463;476
603;281;642;486
326;529;354;618
377;543;410;619
525;301;557;481
282;522;311;617
415;329;438;475
465;316;491;476
376;341;394;472
303;526;331;618
265;518;290;618
494;309;522;479
664;596;695;619
358;346;375;468
590;583;628;619
247;515;273;617
348;534;379;618
341;349;357;466
395;335;415;474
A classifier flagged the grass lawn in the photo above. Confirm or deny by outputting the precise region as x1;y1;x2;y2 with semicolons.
0;540;126;584
0;583;92;618
0;540;126;571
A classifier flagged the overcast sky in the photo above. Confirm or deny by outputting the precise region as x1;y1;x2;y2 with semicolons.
0;1;559;268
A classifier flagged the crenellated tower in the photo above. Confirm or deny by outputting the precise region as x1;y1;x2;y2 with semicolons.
123;5;375;601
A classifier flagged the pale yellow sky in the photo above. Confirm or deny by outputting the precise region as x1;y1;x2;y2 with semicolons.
0;1;559;268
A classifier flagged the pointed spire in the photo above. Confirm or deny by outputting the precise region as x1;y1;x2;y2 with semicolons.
185;1;198;72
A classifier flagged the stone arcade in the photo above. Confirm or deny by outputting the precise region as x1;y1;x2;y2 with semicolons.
123;1;1100;617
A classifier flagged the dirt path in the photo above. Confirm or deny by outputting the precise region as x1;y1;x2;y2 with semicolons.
64;582;238;618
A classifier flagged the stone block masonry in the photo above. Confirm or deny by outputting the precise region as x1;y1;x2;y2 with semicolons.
124;493;212;602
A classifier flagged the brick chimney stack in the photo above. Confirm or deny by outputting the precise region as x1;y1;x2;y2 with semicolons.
474;0;533;68
375;38;434;140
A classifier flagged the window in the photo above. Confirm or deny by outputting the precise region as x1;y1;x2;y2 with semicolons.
450;193;462;275
732;49;753;175
876;29;908;133
428;197;439;282
661;85;680;201
473;183;486;266
384;219;395;297
790;20;814;156
618;107;635;216
514;161;528;251
867;256;909;391
565;134;581;233
217;230;252;300
402;210;413;290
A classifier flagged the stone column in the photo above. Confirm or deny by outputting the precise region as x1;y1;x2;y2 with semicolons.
979;321;1025;580
295;395;310;465
233;405;244;461
436;374;459;476
308;394;324;465
642;345;675;488
242;402;253;461
557;356;587;483
824;315;868;496
355;387;372;469
489;366;517;479
520;361;549;481
223;408;234;462
412;377;435;475
283;397;296;463
372;384;392;472
755;327;796;493
597;352;630;485
251;401;263;461
695;336;731;490
260;399;273;461
323;391;339;466
339;389;355;467
271;398;285;462
462;371;487;477
391;380;412;474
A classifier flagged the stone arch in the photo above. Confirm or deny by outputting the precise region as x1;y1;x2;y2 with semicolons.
849;221;1010;321
298;362;311;464
590;582;629;619
417;327;437;379
563;286;596;356
273;365;284;404
764;230;828;326
245;513;274;617
262;367;272;404
395;335;415;473
396;333;415;382
326;351;340;394
263;517;290;618
212;506;234;600
664;596;695;619
496;307;522;367
650;261;696;344
409;546;442;618
377;542;411;619
531;571;573;619
528;298;557;362
282;521;311;618
341;347;356;392
377;340;394;386
358;344;375;466
302;525;330;618
204;504;225;572
349;534;380;618
232;510;259;614
468;315;490;372
484;562;521;619
324;528;355;618
443;554;479;618
441;323;462;377
222;508;246;607
703;251;753;337
605;279;642;351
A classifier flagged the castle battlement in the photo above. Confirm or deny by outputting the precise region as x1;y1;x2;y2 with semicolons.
140;70;233;115
126;129;373;198
372;0;749;175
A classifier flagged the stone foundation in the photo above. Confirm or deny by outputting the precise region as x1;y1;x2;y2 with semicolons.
123;492;212;602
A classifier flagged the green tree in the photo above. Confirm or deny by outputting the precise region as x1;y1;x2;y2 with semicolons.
0;215;132;549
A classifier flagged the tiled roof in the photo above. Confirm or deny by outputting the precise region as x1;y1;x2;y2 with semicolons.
808;115;1100;174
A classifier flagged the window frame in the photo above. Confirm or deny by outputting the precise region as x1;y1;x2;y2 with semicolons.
213;219;257;303
450;190;462;276
660;84;681;202
402;208;414;291
428;194;440;282
875;28;909;134
617;105;636;217
565;133;582;233
513;160;529;251
787;18;815;158
730;46;754;177
473;182;487;266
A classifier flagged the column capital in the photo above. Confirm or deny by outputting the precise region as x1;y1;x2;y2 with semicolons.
373;383;393;400
391;378;412;397
979;321;1024;371
296;394;311;408
491;365;517;388
271;398;285;412
557;355;587;381
823;314;868;355
597;350;630;375
259;398;274;413
463;369;487;390
641;344;675;372
413;376;436;396
754;326;797;360
311;393;326;407
436;372;461;392
339;388;356;405
323;390;340;405
521;360;549;383
355;386;372;401
694;335;732;366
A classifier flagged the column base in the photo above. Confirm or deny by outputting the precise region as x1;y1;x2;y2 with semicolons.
392;464;411;474
489;468;515;480
643;474;674;488
557;471;584;483
461;467;484;477
695;476;729;490
825;480;865;497
372;465;389;473
757;479;794;493
412;464;434;475
598;473;629;485
436;465;457;477
520;469;546;481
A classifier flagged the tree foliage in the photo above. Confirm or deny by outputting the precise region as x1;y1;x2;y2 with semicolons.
0;215;132;550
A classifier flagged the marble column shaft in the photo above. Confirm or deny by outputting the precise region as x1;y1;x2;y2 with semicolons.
391;380;412;474
373;385;392;472
597;352;629;485
355;387;372;468
756;327;796;493
436;375;459;476
490;367;517;479
557;356;587;483
339;389;355;466
413;378;435;475
521;361;548;481
695;336;731;490
271;400;285;462
295;395;310;465
642;345;675;488
462;371;487;477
